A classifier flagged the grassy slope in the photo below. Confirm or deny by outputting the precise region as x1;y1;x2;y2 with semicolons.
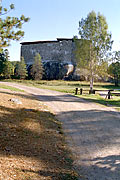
0;90;78;180
0;84;24;92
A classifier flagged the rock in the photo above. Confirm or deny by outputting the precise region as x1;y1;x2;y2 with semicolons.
9;98;22;105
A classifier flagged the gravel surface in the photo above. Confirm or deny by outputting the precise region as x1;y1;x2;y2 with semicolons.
1;82;120;180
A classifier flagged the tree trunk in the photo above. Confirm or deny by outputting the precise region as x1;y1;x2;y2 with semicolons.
89;43;94;92
115;75;119;87
89;76;95;94
90;76;93;91
89;43;95;94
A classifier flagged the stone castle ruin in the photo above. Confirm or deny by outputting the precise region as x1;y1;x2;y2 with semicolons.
21;38;76;80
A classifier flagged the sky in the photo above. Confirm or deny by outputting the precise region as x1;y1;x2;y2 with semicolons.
2;0;120;61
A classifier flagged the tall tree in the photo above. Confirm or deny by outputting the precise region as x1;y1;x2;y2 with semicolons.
75;11;113;92
108;51;120;86
0;2;29;50
3;60;14;79
108;62;120;86
15;57;27;79
0;50;6;74
31;53;44;80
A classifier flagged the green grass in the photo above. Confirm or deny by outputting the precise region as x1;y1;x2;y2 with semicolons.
0;84;24;92
77;94;120;109
3;79;119;92
3;79;78;93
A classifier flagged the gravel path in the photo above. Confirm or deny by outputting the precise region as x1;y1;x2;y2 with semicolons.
1;82;120;180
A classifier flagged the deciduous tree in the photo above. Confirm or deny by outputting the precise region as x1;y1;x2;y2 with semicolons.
75;11;113;92
108;62;120;86
108;51;120;86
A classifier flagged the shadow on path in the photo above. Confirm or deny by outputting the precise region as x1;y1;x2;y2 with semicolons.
57;109;120;179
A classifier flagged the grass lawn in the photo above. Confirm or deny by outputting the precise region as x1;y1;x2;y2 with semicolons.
3;79;120;91
76;94;120;110
0;84;24;92
3;79;120;109
0;90;78;179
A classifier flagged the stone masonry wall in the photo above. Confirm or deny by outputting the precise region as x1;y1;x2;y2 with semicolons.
21;39;75;65
21;39;76;80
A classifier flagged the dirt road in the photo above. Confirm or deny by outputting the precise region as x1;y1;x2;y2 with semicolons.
1;82;120;180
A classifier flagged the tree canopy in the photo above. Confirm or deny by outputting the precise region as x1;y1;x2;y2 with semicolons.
31;53;44;80
15;57;27;79
108;62;120;86
0;2;29;50
3;60;14;79
108;51;120;86
75;11;113;91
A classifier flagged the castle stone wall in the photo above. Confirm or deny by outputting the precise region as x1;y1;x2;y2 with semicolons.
21;39;75;65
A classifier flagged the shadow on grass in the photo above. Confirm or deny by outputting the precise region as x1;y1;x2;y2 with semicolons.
80;96;120;107
0;90;37;100
20;169;78;179
0;103;77;179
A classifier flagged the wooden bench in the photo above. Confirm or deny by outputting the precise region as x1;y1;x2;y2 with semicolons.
75;88;120;99
75;88;88;95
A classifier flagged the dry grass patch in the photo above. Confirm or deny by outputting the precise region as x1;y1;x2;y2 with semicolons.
0;90;78;180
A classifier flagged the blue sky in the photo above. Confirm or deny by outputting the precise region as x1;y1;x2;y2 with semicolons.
2;0;120;61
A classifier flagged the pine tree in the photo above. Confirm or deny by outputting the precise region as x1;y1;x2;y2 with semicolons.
31;53;44;80
3;60;14;79
15;57;27;79
0;51;6;74
0;2;29;50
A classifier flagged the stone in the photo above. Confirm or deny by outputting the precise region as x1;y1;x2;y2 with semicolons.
21;38;75;65
21;38;76;80
9;98;22;105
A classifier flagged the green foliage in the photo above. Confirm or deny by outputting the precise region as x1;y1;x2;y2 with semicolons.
31;53;44;80
0;3;30;49
76;93;120;109
3;60;14;78
112;51;120;62
75;11;113;90
15;57;27;79
0;84;24;91
0;1;29;78
96;61;108;78
108;50;120;86
108;62;120;86
2;49;10;60
0;51;6;74
11;61;19;67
